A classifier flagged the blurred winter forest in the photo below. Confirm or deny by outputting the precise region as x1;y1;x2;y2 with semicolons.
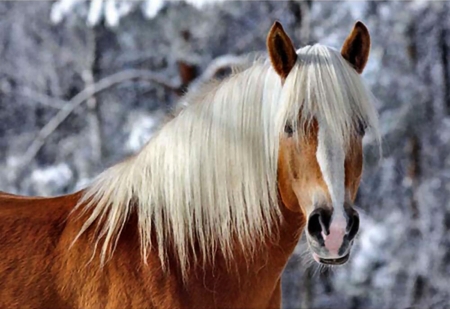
0;0;449;308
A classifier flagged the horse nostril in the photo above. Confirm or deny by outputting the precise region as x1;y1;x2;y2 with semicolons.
307;208;331;238
307;213;322;237
347;213;360;241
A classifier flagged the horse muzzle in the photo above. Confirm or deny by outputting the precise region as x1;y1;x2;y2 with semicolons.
305;204;360;265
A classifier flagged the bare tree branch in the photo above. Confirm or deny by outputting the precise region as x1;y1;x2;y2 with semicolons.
14;56;248;184
14;69;178;182
18;87;67;109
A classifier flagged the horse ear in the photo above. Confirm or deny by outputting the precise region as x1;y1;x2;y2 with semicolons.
267;21;298;79
341;21;371;74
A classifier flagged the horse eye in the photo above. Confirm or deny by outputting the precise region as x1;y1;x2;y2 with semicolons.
284;123;294;136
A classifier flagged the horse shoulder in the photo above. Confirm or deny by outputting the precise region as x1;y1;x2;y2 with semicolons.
0;192;80;308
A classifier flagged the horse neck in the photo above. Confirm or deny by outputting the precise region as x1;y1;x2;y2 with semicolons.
265;201;305;268
184;201;305;281
164;201;306;307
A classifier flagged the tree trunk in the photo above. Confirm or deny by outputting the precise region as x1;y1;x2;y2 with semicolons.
82;23;105;177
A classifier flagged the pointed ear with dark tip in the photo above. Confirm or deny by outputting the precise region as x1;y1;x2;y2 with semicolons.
267;21;298;79
341;21;371;74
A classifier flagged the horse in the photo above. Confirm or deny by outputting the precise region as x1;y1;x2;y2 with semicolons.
0;21;379;309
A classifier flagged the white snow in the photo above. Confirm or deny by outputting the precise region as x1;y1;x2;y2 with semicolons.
125;111;163;153
50;0;82;24
87;0;104;27
142;0;165;19
28;163;74;196
51;0;227;26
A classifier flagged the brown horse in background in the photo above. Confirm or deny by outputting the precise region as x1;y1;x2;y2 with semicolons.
0;21;378;309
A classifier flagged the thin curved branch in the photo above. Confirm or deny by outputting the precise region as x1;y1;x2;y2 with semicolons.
16;69;178;178
14;58;248;183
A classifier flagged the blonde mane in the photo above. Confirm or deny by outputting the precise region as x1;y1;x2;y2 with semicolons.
73;44;380;278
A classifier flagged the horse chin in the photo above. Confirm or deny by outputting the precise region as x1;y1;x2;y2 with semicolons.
311;252;350;266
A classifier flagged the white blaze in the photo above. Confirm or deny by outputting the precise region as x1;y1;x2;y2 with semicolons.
316;121;347;255
315;121;346;221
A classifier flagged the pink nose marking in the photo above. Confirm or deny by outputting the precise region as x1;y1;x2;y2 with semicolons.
322;219;346;255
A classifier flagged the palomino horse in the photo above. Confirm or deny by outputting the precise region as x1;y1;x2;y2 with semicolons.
0;21;379;308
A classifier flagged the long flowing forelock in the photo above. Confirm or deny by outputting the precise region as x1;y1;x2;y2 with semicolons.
73;58;285;280
276;44;380;149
